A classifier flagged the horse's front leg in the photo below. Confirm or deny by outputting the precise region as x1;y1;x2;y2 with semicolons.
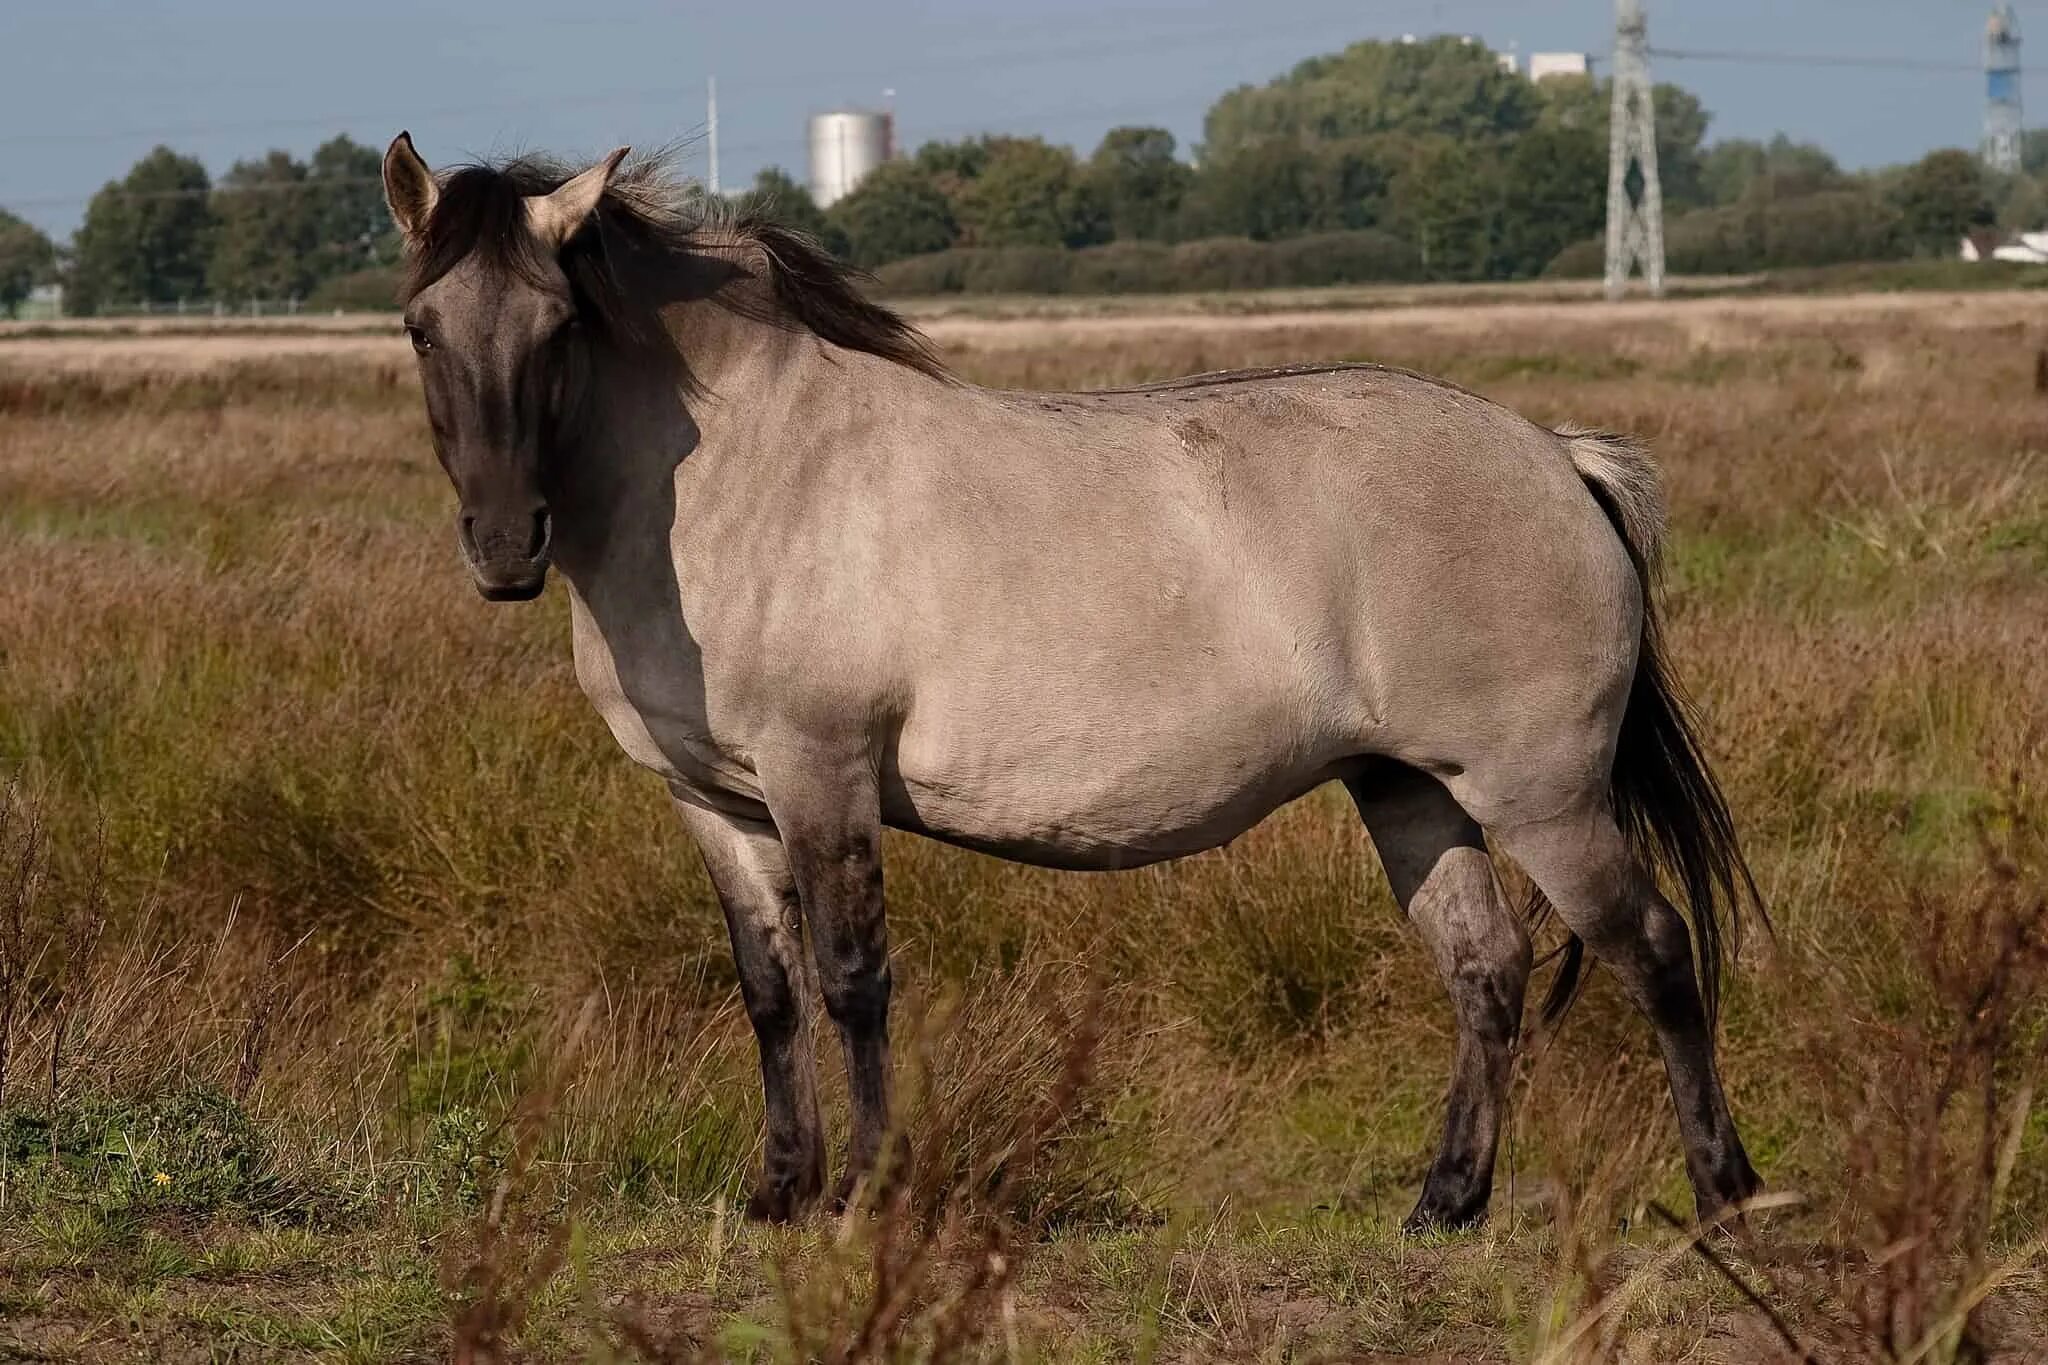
759;743;896;1210
673;796;825;1222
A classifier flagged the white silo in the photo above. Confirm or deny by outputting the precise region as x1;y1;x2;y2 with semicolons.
808;110;894;208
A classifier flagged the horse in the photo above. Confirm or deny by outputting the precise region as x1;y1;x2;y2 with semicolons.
379;134;1763;1230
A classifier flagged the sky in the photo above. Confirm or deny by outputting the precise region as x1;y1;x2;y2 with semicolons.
4;0;2043;238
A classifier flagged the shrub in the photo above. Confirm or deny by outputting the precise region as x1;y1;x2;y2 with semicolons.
960;245;1071;295
872;249;972;296
0;1087;288;1219
1167;236;1278;292
1548;190;1913;278
1543;237;1605;279
1762;189;1906;267
1664;204;1768;275
306;266;402;313
874;230;1422;296
1265;229;1422;285
1065;240;1175;294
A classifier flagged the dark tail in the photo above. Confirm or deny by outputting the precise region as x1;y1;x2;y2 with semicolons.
1538;430;1765;1030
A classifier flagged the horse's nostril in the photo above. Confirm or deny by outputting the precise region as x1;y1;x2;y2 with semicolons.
529;511;552;560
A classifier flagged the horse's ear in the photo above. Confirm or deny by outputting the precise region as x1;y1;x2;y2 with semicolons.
383;131;438;243
526;147;630;251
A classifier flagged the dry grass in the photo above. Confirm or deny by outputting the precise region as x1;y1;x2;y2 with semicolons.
0;291;2045;1361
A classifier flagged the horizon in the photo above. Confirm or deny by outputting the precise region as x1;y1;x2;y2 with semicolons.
7;0;2046;240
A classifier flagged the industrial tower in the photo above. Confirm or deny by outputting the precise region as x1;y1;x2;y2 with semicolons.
1604;0;1665;300
1985;6;2022;174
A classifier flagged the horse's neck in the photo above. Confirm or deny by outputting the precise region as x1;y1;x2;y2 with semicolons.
548;302;815;584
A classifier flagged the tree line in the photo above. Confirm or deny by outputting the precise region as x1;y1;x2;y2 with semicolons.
4;36;2041;315
744;37;2045;293
1;136;394;317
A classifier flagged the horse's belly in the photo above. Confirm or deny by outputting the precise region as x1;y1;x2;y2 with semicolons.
884;704;1342;870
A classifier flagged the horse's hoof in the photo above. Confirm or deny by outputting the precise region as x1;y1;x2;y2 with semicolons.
1694;1156;1765;1229
1402;1191;1490;1236
743;1186;795;1223
743;1172;819;1224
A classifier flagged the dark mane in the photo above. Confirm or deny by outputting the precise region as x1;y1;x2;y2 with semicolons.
403;154;949;381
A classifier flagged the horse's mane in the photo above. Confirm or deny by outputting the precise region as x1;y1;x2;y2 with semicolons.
402;152;949;381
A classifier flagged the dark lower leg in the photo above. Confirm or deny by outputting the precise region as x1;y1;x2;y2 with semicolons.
763;764;898;1215
1505;809;1759;1221
1408;961;1523;1231
1351;769;1529;1233
679;802;827;1225
798;838;895;1208
723;900;825;1222
1608;898;1759;1217
818;938;894;1208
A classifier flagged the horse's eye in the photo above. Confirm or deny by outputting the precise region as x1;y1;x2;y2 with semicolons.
405;325;434;355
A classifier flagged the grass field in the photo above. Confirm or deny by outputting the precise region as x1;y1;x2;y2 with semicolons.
1;290;2046;1362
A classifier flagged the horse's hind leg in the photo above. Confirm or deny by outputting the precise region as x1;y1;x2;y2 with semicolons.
1348;765;1531;1232
1494;802;1760;1218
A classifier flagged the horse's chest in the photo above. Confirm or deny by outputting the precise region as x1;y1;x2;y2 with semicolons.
566;595;760;803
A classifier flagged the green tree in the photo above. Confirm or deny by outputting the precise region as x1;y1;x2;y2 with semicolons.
1304;136;1403;232
1532;72;1606;133
1533;76;1714;208
734;167;850;255
1650;85;1713;208
1890;149;1994;254
1998;173;2048;231
209;150;316;300
2022;129;2048;177
1701;134;1842;205
1086;127;1193;241
913;139;995;193
952;138;1105;248
1176;137;1321;241
1494;125;1607;277
1204;36;1537;155
826;161;958;268
307;135;397;279
0;210;56;317
67;146;213;314
1387;138;1500;280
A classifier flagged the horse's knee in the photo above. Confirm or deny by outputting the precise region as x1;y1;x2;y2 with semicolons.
816;940;891;1032
725;914;808;1041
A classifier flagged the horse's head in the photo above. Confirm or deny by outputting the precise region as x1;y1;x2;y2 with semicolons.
382;133;627;602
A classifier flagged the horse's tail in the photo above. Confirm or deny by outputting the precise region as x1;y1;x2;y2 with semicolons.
1534;427;1764;1029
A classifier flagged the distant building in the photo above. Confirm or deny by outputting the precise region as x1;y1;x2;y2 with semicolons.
1530;52;1593;82
17;283;63;320
1960;227;2048;263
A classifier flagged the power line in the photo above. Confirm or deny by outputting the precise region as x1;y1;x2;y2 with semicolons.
1649;45;1987;75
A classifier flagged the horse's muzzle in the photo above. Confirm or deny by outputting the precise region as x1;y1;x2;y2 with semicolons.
459;509;552;602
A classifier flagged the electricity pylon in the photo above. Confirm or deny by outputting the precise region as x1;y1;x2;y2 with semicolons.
1604;0;1666;300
